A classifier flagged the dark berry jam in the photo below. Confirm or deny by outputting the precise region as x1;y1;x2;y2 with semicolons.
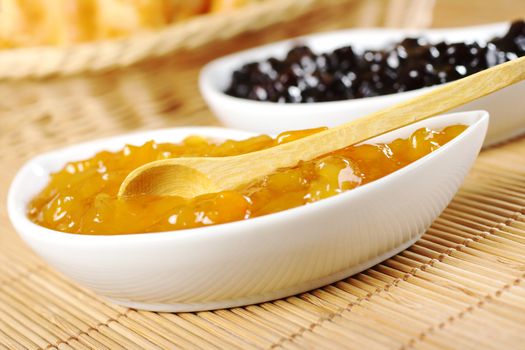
225;20;525;103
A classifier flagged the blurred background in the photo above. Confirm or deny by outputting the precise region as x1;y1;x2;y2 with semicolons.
0;0;524;206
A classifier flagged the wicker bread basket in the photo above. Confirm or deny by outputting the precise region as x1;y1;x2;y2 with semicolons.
0;0;434;80
0;0;435;165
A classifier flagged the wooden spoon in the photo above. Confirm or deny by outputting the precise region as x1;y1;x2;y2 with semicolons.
119;56;525;199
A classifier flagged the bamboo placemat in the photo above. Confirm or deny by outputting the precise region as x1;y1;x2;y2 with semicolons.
3;132;525;349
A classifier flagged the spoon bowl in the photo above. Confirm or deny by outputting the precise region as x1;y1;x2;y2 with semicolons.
120;163;219;198
8;111;488;312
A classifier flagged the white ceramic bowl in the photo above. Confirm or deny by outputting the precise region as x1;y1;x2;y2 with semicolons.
8;111;488;312
200;22;522;146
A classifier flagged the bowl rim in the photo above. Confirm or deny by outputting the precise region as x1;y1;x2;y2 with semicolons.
199;21;508;108
7;111;488;244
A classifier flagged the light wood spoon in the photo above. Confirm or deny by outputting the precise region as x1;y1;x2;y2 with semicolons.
119;56;525;199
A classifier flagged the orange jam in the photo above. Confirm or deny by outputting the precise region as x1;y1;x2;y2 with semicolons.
28;125;467;235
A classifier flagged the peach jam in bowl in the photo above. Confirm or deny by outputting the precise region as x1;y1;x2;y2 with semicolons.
8;111;488;311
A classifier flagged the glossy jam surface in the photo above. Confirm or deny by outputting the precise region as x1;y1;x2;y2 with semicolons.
28;125;467;235
225;20;524;103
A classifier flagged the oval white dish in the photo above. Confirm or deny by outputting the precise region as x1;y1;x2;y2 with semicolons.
200;22;521;146
8;111;488;312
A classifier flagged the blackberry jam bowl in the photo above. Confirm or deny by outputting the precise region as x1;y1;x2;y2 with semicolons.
200;20;525;146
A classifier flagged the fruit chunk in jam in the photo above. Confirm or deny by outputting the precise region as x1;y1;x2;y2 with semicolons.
28;125;467;235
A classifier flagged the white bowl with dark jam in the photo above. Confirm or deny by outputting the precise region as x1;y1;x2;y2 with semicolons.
8;111;488;312
200;21;523;146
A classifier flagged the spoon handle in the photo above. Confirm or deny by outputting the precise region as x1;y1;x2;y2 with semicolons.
220;56;525;187
119;56;525;198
